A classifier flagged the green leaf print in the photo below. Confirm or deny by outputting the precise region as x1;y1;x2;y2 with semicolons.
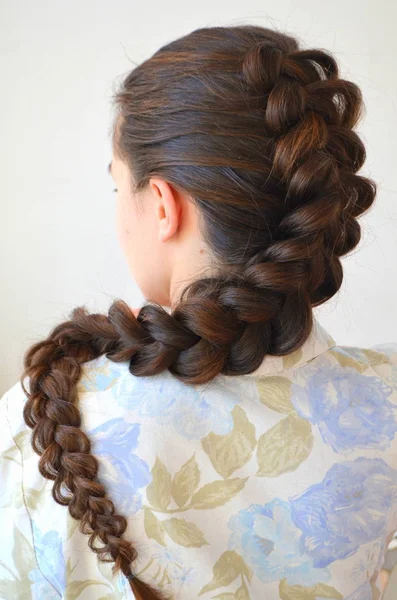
235;580;250;600
278;580;343;600
25;484;47;512
96;561;125;599
1;430;29;465
257;413;313;477
190;478;248;509
1;449;21;466
162;517;208;547
0;526;36;598
12;525;36;576
171;454;200;507
67;514;80;541
66;557;75;579
314;583;343;598
13;430;30;451
202;406;256;478
65;579;108;600
0;580;20;598
283;348;303;370
199;551;252;596
329;348;367;373
362;348;390;367
144;507;166;546
147;457;172;510
257;376;294;413
0;560;17;580
212;580;250;600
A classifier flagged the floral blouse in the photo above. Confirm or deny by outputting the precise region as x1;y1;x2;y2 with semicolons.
1;319;397;600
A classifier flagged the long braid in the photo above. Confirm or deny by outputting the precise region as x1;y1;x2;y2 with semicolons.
21;25;376;599
22;306;170;599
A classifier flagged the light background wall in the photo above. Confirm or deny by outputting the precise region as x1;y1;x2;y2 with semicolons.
1;0;397;397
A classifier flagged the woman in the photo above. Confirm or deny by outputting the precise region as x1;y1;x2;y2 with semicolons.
0;23;396;600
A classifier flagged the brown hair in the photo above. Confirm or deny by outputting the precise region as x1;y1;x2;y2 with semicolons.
21;24;376;599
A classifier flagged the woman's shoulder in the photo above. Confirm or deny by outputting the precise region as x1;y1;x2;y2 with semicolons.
3;337;397;421
67;338;397;429
339;341;397;380
0;380;29;445
308;340;397;389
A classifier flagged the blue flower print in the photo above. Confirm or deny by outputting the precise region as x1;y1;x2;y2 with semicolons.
78;355;124;392
111;369;256;440
350;539;385;587
32;523;65;593
152;546;184;569
227;499;330;586
89;418;151;514
112;371;178;417
346;344;397;390
291;361;397;453
116;571;128;594
290;457;397;568
176;566;198;585
29;568;59;599
152;547;198;584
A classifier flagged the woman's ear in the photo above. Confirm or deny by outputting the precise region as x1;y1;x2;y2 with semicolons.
149;178;182;243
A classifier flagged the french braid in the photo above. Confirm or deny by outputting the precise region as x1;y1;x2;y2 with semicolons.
21;24;376;599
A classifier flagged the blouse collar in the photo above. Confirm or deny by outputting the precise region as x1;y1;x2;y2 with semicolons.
249;317;337;378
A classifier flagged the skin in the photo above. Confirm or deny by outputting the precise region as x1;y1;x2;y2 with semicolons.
109;153;213;311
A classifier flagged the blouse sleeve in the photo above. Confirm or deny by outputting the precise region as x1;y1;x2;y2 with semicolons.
368;344;397;571
0;387;59;599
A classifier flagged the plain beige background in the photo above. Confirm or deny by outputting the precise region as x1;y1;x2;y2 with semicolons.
1;0;397;597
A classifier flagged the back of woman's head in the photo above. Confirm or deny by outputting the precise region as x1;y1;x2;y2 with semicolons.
21;24;376;599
